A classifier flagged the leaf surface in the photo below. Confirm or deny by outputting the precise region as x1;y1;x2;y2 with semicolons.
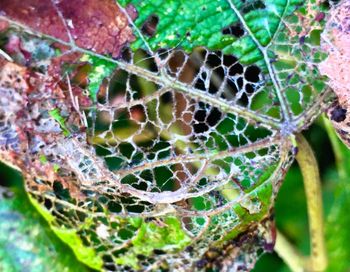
0;183;89;272
0;0;330;270
0;0;135;57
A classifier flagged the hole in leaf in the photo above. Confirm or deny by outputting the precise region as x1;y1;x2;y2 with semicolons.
157;48;170;60
141;14;159;37
121;47;133;62
206;52;222;67
237;77;244;89
167;50;187;76
229;63;244;76
207;107;222;127
330;105;347;122
194;110;206;122
153;249;166;255
242;0;266;13
193;123;209;134
194;78;206;91
160;91;173;104
106;69;128;103
130;104;146;123
44;198;53;210
244;65;260;82
223;54;238;67
225;78;239;97
245;83;255;94
239;92;249;107
209;66;225;94
222;23;245;38
53;181;72;201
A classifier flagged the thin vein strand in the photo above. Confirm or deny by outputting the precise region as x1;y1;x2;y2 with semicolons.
226;0;292;122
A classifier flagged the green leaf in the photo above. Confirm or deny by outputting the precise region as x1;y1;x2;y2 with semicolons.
0;184;89;272
114;217;191;268
323;117;350;271
120;0;303;65
80;55;117;102
49;108;70;136
28;196;104;270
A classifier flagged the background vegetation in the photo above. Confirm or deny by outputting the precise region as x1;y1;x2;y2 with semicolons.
254;116;350;271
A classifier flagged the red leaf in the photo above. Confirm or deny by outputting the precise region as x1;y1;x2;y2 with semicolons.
0;0;135;58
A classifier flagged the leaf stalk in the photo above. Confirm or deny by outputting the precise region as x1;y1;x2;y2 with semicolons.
295;133;327;271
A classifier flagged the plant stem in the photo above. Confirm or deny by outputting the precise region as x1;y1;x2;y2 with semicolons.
295;134;327;271
275;230;305;272
322;114;347;179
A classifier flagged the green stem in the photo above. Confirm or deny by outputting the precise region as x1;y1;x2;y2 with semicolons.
295;134;327;271
322;114;347;179
275;230;305;272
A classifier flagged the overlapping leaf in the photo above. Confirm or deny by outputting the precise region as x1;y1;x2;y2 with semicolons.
0;183;89;272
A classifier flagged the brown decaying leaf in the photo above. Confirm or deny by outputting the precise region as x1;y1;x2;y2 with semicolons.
0;0;135;58
0;58;86;199
195;215;275;271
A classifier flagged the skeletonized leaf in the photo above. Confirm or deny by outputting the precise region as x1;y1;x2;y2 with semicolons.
0;0;330;270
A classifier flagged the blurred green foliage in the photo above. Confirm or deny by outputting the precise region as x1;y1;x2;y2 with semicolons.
254;116;350;271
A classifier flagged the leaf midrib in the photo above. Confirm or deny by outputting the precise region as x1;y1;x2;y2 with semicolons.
226;0;293;123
